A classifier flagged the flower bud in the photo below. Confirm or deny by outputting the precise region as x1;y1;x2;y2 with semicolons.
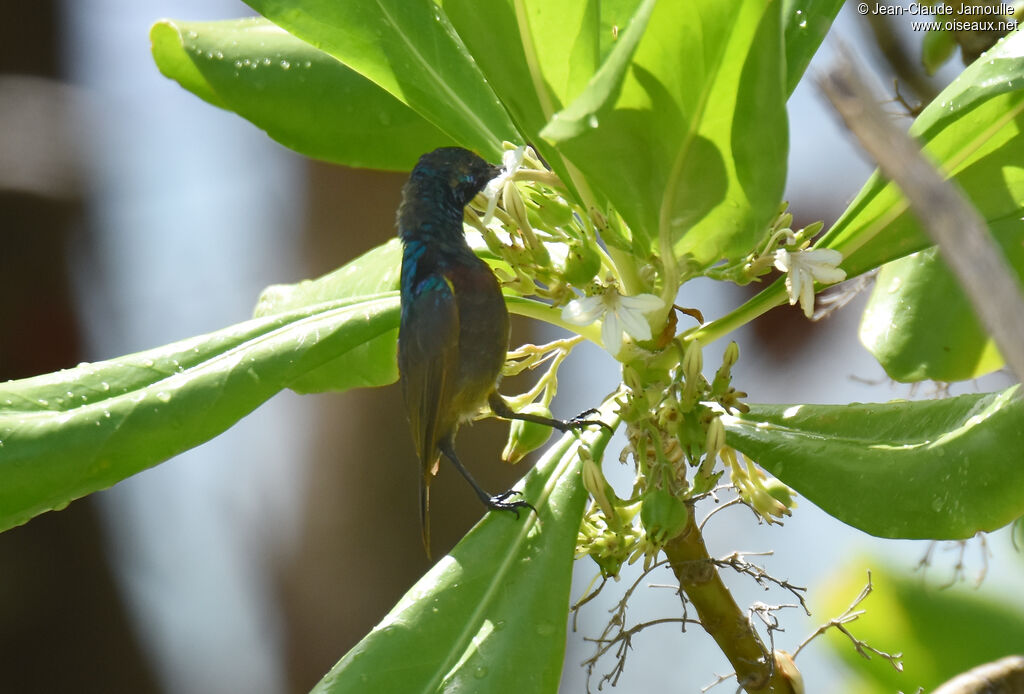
762;477;797;511
722;341;740;369
501;403;554;464
559;241;602;286
774;651;805;694
581;454;617;521
531;195;574;228
640;487;690;546
683;340;703;381
704;416;726;460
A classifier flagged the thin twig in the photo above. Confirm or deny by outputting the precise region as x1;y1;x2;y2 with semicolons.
916;535;991;589
792;571;903;672
713;552;810;615
572;573;608;631
579;559;684;692
699;497;748;530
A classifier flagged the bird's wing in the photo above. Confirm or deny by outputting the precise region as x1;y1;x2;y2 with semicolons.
398;275;460;555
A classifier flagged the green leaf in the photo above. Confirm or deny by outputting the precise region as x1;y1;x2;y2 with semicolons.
818;28;1024;279
538;0;654;143
255;239;402;393
0;294;399;533
722;386;1024;540
820;560;1024;693
860;216;1024;382
782;0;845;95
922;27;958;76
542;0;787;269
527;1;601;108
439;0;602;203
150;18;455;171
242;0;519;160
716;29;1024;341
596;0;644;60
311;403;618;694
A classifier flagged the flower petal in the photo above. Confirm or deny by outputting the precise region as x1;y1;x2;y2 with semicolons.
561;295;605;325
773;249;792;273
798;269;816;317
502;145;526;172
809;265;847;284
786;264;803;306
481;182;502;224
601;310;623;355
618;293;664;314
481;147;525;224
800;247;843;265
615;305;653;342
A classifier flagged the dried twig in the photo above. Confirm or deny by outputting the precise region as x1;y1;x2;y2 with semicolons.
792;571;903;672
699;496;751;531
583;617;701;692
916;535;991;589
579;560;692;692
713;552;810;616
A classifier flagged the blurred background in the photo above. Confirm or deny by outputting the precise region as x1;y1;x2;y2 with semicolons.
1;1;1021;692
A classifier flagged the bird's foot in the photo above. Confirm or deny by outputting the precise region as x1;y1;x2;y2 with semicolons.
561;408;614;434
486;490;537;518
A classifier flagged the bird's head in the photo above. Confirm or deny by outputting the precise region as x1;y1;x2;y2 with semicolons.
410;147;502;208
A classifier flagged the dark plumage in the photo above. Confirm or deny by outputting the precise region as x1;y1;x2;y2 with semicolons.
397;147;596;556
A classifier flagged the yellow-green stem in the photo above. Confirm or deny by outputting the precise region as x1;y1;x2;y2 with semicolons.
506;295;603;346
664;509;798;694
685;278;788;346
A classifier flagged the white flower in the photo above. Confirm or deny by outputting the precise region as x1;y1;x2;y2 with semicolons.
561;288;664;355
773;247;846;318
482;145;526;224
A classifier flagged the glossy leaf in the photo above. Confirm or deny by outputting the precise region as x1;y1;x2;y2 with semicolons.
860;215;1024;382
255;239;402;393
595;0;644;60
150;18;455;171
537;0;654;143
242;0;519;160
542;0;787;268
722;386;1024;540
312;403;618;694
439;0;603;203
818;29;1024;279
439;0;550;136
715;30;1024;343
782;0;845;95
820;561;1024;693
0;294;399;533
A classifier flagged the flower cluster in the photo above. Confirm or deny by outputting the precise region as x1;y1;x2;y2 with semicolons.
722;447;797;524
705;202;846;317
475;144;806;579
576;341;754;577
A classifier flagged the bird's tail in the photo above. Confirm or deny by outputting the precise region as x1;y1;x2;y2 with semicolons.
420;474;432;559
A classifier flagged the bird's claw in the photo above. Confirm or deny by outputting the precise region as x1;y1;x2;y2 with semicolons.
487;490;537;518
564;408;614;434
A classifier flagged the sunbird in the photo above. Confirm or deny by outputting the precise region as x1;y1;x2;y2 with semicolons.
397;147;599;555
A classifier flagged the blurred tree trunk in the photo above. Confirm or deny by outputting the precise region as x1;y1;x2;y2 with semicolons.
0;5;158;692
